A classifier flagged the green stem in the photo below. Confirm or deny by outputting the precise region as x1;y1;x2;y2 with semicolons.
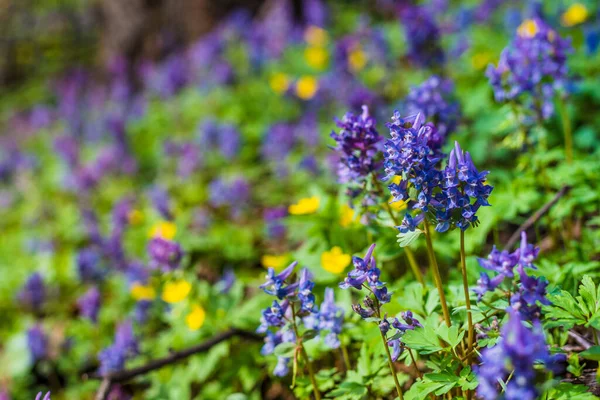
460;231;474;364
374;176;424;285
341;340;351;372
557;96;573;164
423;220;451;327
290;304;322;400
380;329;404;400
404;247;425;286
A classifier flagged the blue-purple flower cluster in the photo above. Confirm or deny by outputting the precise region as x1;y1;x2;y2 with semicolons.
382;311;422;361
435;142;493;232
486;18;572;121
98;321;138;375
476;307;565;400
404;76;460;151
384;110;493;233
339;244;390;304
258;262;343;376
399;5;445;67
330;105;384;190
475;232;548;320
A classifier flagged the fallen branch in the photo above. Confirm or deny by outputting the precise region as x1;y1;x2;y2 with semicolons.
90;328;262;400
504;185;570;250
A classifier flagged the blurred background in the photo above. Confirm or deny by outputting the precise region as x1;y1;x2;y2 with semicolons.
1;0;599;399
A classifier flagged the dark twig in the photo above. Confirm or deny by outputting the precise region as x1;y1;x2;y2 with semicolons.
91;328;261;398
95;378;111;400
568;330;592;350
504;185;570;250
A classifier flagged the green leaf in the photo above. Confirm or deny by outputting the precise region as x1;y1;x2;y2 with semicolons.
397;229;423;247
547;382;599;399
458;367;478;390
580;346;600;361
436;324;465;349
402;326;443;355
274;342;296;357
327;381;368;399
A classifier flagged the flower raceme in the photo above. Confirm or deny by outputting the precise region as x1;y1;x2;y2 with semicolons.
474;232;549;320
486;18;572;121
476;307;566;400
257;261;344;377
384;109;493;233
339;243;390;304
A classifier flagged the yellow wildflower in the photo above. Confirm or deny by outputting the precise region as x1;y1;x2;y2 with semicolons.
270;73;290;94
131;283;156;301
561;3;588;27
186;304;206;331
304;26;328;47
289;196;320;215
321;247;351;274
148;221;176;240
127;209;144;225
517;19;539;38
305;46;328;70
161;280;191;303
340;204;356;227
296;76;319;100
348;47;368;72
389;198;408;212
261;254;288;270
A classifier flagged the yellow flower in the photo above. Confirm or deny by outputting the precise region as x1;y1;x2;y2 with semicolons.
339;204;356;227
148;221;177;240
131;283;156;301
161;280;191;303
261;254;289;270
305;46;328;70
471;52;493;70
128;209;144;225
517;19;539;38
304;26;328;47
321;247;351;274
270;73;290;94
186;304;206;331
289;196;320;215
561;3;588;27
389;198;407;212
296;76;319;100
348;47;368;72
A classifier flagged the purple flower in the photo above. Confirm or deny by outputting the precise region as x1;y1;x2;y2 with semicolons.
27;325;48;362
35;392;51;400
330;105;384;198
262;123;296;163
78;286;101;323
340;244;391;304
208;178;250;209
218;268;236;294
486;18;572;121
164;141;202;178
404;76;460;151
260;262;298;299
98;321;138;375
384;112;441;212
312;288;344;348
149;187;173;220
134;300;152;324
18;273;45;312
148;237;183;272
264;207;287;239
298;268;317;314
434;141;493;232
476;308;559;400
399;5;445;67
